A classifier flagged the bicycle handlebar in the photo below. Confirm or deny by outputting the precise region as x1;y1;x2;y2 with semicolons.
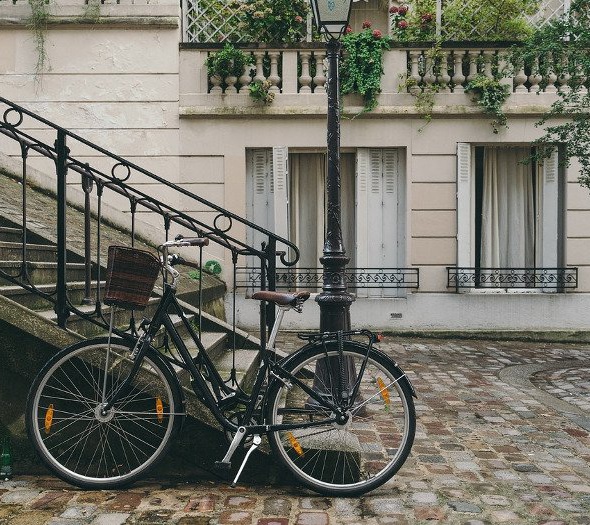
163;234;209;248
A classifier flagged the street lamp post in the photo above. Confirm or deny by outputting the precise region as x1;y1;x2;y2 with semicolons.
309;0;355;334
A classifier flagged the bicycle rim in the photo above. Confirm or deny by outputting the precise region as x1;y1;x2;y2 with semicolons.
28;340;179;487
266;343;415;496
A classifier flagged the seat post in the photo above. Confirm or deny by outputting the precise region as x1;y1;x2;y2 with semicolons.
266;306;287;350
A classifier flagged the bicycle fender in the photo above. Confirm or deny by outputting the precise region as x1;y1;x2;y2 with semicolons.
369;346;417;399
275;342;417;399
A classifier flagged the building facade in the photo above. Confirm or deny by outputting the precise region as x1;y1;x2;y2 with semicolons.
1;0;588;332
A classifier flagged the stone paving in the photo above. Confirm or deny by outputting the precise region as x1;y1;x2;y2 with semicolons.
2;337;590;525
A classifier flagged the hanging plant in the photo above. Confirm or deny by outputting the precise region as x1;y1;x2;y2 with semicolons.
399;41;444;129
465;75;510;133
28;0;51;77
340;22;392;113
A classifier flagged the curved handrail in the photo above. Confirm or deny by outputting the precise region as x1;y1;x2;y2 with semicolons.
0;96;300;267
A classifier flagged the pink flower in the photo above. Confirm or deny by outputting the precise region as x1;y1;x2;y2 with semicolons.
362;20;372;29
344;25;353;34
294;15;303;23
397;20;408;29
389;6;398;14
398;5;408;15
372;29;382;39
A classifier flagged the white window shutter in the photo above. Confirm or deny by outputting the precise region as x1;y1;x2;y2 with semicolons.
356;148;401;298
541;147;559;282
247;149;273;253
272;146;289;264
456;143;473;267
356;149;370;298
356;148;370;269
381;149;400;298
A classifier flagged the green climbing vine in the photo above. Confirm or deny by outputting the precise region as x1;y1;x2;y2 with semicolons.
340;22;392;113
28;0;51;77
465;75;511;133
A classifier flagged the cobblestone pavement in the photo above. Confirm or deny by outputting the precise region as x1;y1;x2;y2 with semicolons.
2;337;590;525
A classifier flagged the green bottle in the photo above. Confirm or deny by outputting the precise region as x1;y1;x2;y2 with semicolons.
0;436;13;480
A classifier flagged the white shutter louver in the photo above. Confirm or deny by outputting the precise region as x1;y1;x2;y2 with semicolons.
272;146;289;264
541;147;559;292
456;143;473;268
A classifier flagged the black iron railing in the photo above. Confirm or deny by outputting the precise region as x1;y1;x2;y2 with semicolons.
0;97;299;341
447;267;578;291
236;267;420;291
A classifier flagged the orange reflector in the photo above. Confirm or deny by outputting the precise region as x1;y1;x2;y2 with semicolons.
287;432;304;457
156;397;163;423
44;404;54;434
376;377;390;406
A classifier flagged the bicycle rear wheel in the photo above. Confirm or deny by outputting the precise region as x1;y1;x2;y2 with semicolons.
266;341;415;496
26;337;183;489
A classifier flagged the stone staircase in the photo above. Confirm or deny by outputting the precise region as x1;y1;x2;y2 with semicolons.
0;185;268;479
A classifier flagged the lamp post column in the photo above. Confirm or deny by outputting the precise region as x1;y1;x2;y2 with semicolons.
316;38;354;332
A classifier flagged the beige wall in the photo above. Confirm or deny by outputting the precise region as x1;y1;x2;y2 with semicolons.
0;1;181;239
2;2;590;327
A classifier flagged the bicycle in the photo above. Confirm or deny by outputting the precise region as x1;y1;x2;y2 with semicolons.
25;236;416;496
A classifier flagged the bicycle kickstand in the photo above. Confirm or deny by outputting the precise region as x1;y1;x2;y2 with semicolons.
231;435;262;488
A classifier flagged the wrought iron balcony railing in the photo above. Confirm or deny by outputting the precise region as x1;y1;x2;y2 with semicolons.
236;267;419;291
447;267;578;291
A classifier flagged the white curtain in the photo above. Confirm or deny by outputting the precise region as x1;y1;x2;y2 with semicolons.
480;147;535;268
289;153;325;269
289;153;356;270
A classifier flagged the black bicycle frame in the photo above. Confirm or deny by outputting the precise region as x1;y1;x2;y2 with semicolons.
102;283;342;435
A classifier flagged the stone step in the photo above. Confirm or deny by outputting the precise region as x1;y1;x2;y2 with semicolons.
0;226;23;243
0;281;103;311
0;261;89;286
162;314;228;361
214;348;261;392
37;298;162;338
0;241;59;262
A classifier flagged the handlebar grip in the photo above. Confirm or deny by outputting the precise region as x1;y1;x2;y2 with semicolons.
174;234;209;247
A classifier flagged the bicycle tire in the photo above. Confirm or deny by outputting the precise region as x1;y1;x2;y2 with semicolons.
26;337;183;489
265;341;415;496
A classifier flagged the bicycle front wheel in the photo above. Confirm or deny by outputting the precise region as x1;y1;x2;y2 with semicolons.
266;341;415;496
26;337;183;489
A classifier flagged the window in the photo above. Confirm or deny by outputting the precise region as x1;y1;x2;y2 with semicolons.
245;147;407;295
456;143;563;289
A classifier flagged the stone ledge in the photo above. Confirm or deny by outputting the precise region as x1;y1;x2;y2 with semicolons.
0;5;179;27
382;329;590;343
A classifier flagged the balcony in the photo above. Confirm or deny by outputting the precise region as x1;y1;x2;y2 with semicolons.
447;267;579;292
179;42;568;117
236;267;420;294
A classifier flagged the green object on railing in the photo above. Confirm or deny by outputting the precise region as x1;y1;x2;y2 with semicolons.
1;436;13;480
204;260;222;275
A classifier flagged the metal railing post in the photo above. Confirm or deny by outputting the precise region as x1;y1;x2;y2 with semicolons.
55;130;69;327
266;238;277;334
81;168;93;305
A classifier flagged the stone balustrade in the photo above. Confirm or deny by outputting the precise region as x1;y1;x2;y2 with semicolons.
186;43;586;104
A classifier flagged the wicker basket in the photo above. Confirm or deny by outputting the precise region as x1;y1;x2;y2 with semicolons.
103;246;161;310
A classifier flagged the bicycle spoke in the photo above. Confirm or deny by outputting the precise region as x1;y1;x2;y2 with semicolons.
29;341;179;487
268;343;415;495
